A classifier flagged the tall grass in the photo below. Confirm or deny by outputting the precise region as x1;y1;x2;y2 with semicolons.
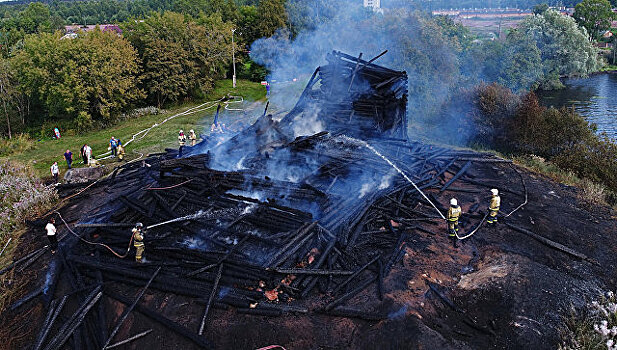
560;291;617;350
0;134;37;157
0;160;57;244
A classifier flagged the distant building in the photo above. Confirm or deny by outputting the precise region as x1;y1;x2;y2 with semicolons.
64;24;122;35
363;0;380;10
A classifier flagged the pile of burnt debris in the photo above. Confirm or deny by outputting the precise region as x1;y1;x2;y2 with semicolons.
2;51;522;349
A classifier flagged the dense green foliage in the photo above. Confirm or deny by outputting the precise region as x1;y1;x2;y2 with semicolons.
0;0;288;138
574;0;616;41
11;29;143;130
123;12;233;106
469;9;600;91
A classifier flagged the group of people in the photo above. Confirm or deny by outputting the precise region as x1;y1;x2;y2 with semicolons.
177;129;197;157
108;136;125;160
49;138;125;184
446;188;501;247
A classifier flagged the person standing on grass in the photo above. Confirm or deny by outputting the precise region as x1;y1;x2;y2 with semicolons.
64;149;73;169
80;144;87;164
109;137;118;157
46;217;58;254
84;144;92;165
50;162;59;184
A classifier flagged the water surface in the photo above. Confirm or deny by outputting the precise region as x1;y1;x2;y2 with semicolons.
537;73;617;139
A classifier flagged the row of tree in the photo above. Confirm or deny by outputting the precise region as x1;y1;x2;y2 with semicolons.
0;0;290;138
0;0;287;57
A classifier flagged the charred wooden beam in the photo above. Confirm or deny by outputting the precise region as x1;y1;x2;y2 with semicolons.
104;290;214;349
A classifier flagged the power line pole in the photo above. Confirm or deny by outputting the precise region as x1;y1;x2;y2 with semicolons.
232;28;236;88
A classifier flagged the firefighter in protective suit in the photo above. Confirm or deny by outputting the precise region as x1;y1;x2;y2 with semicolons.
133;222;145;263
447;198;461;247
487;189;501;224
178;130;187;157
189;129;197;146
117;144;125;161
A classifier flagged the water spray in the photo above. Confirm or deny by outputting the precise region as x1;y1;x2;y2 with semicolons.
340;135;446;220
146;210;208;229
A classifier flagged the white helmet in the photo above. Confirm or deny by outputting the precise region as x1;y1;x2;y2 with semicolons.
179;130;184;134
190;129;194;133
450;198;457;206
491;189;499;196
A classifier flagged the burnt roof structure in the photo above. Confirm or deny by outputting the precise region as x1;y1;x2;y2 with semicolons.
284;50;408;140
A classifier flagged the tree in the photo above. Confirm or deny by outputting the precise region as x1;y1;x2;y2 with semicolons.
12;30;143;127
533;3;549;15
516;9;600;88
0;57;15;138
574;0;615;41
257;0;287;38
123;12;233;106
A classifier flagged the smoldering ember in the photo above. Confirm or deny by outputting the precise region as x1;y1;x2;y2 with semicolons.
1;51;616;350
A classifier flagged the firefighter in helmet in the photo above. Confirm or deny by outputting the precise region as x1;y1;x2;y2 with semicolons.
487;189;501;224
189;129;197;146
133;222;145;263
447;198;461;247
178;130;187;157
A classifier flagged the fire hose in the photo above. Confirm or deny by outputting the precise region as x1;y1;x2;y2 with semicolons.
95;98;226;161
504;164;528;218
56;211;134;259
455;164;528;239
455;211;489;240
56;209;211;258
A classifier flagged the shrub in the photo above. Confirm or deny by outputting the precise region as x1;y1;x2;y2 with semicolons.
560;291;617;350
510;93;595;157
472;84;617;193
0;134;36;157
579;179;607;205
0;161;57;242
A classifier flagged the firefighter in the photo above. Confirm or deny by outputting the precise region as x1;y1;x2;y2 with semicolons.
117;144;125;161
133;222;145;263
447;198;461;247
178;130;187;157
487;189;501;224
189;129;197;146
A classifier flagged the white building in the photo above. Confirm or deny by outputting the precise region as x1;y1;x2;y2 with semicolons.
364;0;381;10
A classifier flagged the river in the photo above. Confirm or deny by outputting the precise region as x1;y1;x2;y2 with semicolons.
537;73;617;139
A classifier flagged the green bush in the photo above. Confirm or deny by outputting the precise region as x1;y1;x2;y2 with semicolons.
472;84;617;193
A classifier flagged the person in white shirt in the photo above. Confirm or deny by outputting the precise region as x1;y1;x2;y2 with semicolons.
84;145;93;166
46;218;58;254
50;162;59;184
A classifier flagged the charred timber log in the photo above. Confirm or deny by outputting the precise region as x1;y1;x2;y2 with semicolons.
104;290;214;349
506;223;596;264
42;286;102;350
325;275;377;311
33;296;68;350
440;161;472;193
198;263;223;335
102;267;161;349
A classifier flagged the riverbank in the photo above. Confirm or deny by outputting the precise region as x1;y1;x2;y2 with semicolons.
2;79;266;179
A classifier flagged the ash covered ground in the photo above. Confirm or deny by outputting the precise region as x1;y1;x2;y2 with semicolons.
0;52;615;350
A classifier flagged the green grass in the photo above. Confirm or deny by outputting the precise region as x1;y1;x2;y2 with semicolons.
3;79;266;178
600;64;617;72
